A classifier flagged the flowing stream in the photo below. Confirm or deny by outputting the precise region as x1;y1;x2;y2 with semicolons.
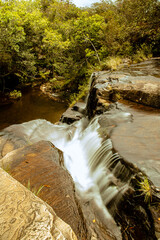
4;110;133;238
0;58;160;238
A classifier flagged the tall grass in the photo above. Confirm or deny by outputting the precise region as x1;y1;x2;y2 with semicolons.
100;56;123;71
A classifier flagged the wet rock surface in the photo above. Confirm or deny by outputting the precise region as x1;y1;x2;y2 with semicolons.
85;59;160;119
0;58;160;240
0;130;28;159
86;72;160;115
84;59;160;191
83;60;160;239
0;136;117;240
97;107;160;239
110;101;160;188
60;104;84;124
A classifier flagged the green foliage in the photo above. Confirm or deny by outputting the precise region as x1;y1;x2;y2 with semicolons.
100;56;123;71
0;0;159;97
138;177;152;203
131;44;153;63
9;90;22;99
69;82;89;106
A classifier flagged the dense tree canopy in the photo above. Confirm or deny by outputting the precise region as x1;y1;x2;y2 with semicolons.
0;0;159;97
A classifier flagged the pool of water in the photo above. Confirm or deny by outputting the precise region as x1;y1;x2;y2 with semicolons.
0;58;159;131
0;88;68;130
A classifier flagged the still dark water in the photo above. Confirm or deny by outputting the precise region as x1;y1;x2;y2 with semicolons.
0;58;159;131
0;88;68;130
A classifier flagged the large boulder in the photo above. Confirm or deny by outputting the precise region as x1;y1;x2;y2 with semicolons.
0;140;87;240
85;71;160;189
111;75;160;108
0;139;118;240
85;71;160;120
0;167;77;240
60;102;86;124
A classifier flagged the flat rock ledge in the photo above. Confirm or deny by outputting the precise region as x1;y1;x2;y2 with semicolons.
58;70;160;239
86;72;160;118
60;71;160;124
60;102;86;124
0;167;77;240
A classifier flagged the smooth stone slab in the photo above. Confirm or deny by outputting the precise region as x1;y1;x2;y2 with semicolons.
0;140;87;239
0;167;77;240
111;102;160;188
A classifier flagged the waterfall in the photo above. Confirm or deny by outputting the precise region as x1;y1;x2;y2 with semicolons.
3;61;159;240
6;67;133;237
14;111;132;238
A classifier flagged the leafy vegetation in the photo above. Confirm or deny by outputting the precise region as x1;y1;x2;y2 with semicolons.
0;0;159;101
9;90;22;99
138;177;152;203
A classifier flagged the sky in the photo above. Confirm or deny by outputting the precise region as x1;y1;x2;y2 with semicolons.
72;0;102;7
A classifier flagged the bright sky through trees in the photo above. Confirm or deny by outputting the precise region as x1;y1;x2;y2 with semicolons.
72;0;101;7
0;0;159;96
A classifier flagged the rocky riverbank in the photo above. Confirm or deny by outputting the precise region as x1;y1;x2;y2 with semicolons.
60;67;160;239
0;122;118;240
0;59;160;239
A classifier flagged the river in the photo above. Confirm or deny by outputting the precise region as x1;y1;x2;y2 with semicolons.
0;58;159;239
0;58;159;131
0;88;67;130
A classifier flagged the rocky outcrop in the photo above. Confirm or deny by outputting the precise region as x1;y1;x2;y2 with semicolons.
59;60;159;124
85;71;160;187
60;102;86;124
0;140;87;240
0;167;78;240
111;74;160;108
0;134;118;239
85;72;160;119
83;70;160;239
0;59;160;240
60;71;160;124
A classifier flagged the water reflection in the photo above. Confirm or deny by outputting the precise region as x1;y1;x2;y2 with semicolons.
0;88;67;130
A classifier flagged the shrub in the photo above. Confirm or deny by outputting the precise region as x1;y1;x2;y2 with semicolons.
138;177;152;203
100;56;123;71
9;90;22;99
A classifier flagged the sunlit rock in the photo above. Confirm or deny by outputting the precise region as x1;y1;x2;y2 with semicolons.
0;167;78;240
0;140;88;240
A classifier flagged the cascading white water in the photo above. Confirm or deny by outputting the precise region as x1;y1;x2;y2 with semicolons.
15;113;131;203
7;110;132;239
